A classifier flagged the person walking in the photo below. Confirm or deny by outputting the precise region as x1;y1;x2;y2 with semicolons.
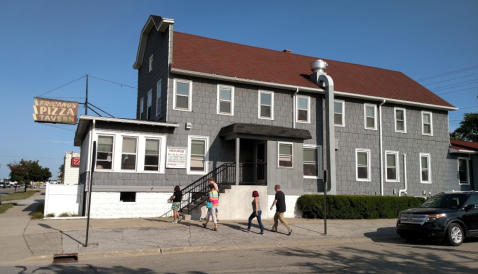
202;184;219;231
243;190;264;235
169;185;183;223
208;177;219;221
270;184;292;235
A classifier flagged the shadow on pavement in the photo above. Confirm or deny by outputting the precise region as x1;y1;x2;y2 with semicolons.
22;201;44;215
13;264;158;274
38;223;85;247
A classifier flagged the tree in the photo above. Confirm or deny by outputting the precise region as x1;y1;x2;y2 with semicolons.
450;112;478;142
57;164;64;183
7;159;52;192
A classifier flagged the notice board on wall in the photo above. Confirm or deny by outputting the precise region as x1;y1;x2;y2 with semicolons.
166;147;187;168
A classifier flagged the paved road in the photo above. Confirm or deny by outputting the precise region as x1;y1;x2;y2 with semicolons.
0;239;476;274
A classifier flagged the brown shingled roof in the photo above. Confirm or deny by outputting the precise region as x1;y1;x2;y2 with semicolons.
171;32;454;108
450;140;478;151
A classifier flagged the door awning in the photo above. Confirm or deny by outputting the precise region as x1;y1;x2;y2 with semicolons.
219;123;312;141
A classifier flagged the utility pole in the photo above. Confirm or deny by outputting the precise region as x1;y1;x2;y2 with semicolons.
85;74;89;115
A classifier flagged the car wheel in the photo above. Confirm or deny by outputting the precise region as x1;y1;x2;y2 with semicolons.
446;223;464;246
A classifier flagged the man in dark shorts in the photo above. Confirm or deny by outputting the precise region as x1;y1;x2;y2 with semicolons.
270;184;292;235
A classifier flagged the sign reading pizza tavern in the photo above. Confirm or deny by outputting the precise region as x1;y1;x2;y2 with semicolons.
33;98;79;125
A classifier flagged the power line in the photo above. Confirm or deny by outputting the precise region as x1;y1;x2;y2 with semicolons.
430;80;478;91
437;86;477;95
36;75;86;97
417;65;478;82
423;73;478;86
89;75;144;92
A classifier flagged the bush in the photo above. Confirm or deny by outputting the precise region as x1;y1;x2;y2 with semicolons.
297;195;425;219
58;212;71;217
30;204;44;220
46;213;55;217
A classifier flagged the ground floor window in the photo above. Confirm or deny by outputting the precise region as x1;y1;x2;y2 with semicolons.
144;139;160;171
303;145;319;178
120;192;136;202
420;153;431;184
187;136;209;174
458;157;469;185
97;135;114;170
278;142;293;168
356;149;371;181
385;151;399;182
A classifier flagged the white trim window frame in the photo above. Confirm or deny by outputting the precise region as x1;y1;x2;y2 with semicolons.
140;97;144;119
278;142;294;168
421;111;433;136
149;54;153;72
364;104;377;130
96;135;115;171
334;100;345;127
303;145;320;179
258;90;274;120
156;80;162;116
187;135;209;175
120;136;138;171
385;150;400;182
217;85;234;116
147;89;152;120
173;79;193;112
419;153;432;184
356;148;371;182
394;107;407;133
144;138;161;172
296;95;310;123
457;157;470;185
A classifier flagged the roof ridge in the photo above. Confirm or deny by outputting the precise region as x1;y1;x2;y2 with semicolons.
173;31;402;74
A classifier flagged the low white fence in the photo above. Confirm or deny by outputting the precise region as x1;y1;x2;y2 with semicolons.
44;183;83;216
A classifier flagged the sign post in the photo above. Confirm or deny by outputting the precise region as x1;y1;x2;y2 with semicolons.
85;141;96;247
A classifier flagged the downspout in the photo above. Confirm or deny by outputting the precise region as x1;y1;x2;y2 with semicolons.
379;100;386;196
292;87;299;129
399;153;407;196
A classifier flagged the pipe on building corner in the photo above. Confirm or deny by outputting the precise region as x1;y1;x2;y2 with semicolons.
399;153;407;196
292;87;299;129
379;100;386;196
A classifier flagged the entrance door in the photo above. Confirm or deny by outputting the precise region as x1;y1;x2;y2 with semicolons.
257;143;266;181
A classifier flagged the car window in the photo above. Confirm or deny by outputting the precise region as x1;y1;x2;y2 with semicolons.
421;194;468;208
465;196;477;207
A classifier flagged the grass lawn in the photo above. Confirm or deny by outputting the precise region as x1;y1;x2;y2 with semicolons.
0;203;14;214
2;190;40;201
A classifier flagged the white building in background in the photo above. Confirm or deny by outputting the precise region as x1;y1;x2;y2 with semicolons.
63;152;80;185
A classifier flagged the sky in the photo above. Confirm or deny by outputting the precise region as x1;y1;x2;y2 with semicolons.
0;0;477;180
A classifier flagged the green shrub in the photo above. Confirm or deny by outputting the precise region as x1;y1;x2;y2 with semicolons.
297;195;425;219
58;212;71;217
46;213;55;217
30;204;45;220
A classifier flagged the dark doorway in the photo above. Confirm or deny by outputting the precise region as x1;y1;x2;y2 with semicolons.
257;143;266;181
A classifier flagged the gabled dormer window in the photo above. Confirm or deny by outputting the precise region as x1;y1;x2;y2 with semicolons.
147;90;152;120
140;97;144;119
149;55;153;72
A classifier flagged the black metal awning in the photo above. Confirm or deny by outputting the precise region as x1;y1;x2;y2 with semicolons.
219;123;312;140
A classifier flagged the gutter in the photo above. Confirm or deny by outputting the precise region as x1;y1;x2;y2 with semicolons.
399;153;407;196
379;100;386;196
293;87;299;129
170;68;457;111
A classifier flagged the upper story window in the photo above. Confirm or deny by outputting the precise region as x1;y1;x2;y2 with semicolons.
96;136;114;170
217;85;234;115
187;136;209;175
364;104;377;130
458;157;470;185
356;148;371;181
174;79;192;111
420;153;431;184
149;55;153;72
144;139;160;171
140;97;144;119
258;90;274;120
394;108;406;133
422;111;433;136
296;95;310;123
334;100;345;127
278;142;293;168
303;145;319;178
121;137;137;170
385;151;399;182
156;80;162;116
147;90;152;120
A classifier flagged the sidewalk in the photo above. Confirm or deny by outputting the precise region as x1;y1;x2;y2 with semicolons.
0;191;399;265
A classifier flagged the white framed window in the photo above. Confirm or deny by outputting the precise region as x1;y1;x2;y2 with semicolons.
96;135;114;170
422;111;433;136
296;95;310;123
458;157;470;185
217;85;234;115
364;104;377;130
144;139;161;171
187;136;209;175
149;54;153;72
394;107;407;133
420;153;432;184
147;89;152;120
278;142;293;168
173;79;192;111
156;80;162;116
334;100;345;127
140;97;144;119
385;151;400;182
356;149;371;181
303;145;320;178
121;137;137;170
258;90;274;120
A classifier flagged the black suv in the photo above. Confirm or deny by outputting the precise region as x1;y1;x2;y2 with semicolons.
396;191;478;246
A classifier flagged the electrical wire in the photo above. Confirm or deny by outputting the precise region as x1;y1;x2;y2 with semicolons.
430;80;478;91
437;86;477;95
423;73;478;86
36;75;86;97
417;65;478;82
89;75;144;92
88;102;115;118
